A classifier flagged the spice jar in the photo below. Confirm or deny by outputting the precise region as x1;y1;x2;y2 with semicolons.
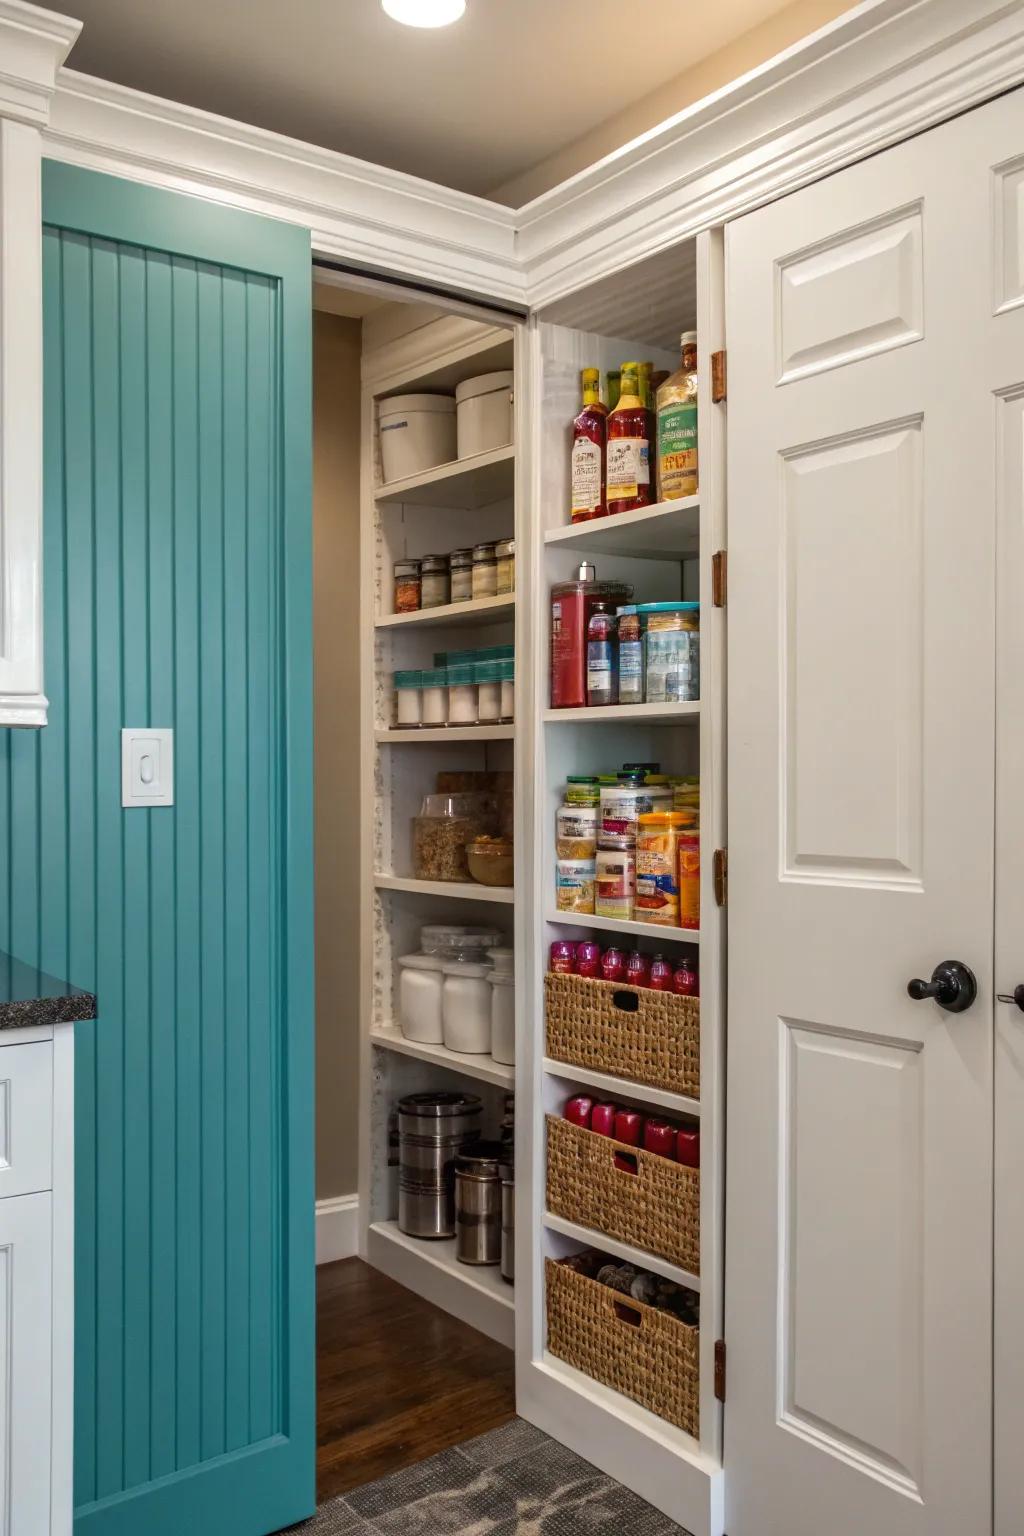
495;537;516;594
420;667;448;727
393;558;421;614
476;660;502;723
447;662;478;726
420;553;450;609
472;542;498;600
450;548;473;603
394;670;422;728
498;658;515;722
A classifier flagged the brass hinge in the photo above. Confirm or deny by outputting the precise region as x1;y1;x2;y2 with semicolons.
713;848;728;908
714;1338;727;1401
711;349;727;404
712;550;727;607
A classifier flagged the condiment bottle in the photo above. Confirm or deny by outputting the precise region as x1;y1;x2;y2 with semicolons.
606;362;652;516
601;947;626;982
586;602;618;707
570;367;607;522
676;1127;700;1168
591;1102;617;1137
625;950;651;988
576;941;602;978
617;606;644;705
656;331;699;502
564;1095;593;1128
614;1108;643;1146
643;1119;677;1159
550;940;577;974
649;954;674;991
673;955;699;995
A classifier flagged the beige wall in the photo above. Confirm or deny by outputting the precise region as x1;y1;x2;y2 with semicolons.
490;0;855;207
313;310;362;1200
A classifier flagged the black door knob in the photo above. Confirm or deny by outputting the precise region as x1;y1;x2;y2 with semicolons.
997;984;1024;1012
907;960;977;1014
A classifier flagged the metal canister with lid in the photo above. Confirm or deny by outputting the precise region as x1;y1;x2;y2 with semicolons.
397;1091;482;1240
454;1140;506;1266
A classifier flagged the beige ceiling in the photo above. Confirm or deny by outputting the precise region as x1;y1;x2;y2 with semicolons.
63;0;842;201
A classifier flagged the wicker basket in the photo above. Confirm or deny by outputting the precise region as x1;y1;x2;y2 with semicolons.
545;972;700;1098
546;1258;699;1437
546;1115;700;1275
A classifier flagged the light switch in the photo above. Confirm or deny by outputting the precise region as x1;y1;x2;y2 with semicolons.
121;728;174;808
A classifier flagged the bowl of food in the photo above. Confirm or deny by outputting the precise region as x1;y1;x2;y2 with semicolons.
466;835;514;888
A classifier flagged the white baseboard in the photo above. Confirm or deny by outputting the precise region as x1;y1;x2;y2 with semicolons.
316;1194;360;1265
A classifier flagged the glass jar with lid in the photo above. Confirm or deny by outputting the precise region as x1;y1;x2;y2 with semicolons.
449;548;473;603
447;662;478;725
394;670;422;728
420;667;448;726
476;660;502;723
393;558;421;614
495;537;515;595
420;554;450;609
472;542;498;600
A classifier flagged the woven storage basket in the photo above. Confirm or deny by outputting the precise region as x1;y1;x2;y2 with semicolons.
546;1258;699;1437
545;972;700;1098
546;1114;700;1274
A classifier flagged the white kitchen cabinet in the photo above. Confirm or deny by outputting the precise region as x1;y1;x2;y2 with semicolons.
0;1190;54;1535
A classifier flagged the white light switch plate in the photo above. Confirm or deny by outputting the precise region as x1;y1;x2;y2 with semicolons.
121;728;174;807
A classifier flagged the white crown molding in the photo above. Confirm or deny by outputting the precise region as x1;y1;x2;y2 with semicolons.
516;0;1024;308
0;0;79;125
43;69;525;304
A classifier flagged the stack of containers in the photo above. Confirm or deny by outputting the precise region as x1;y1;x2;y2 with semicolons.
393;645;514;729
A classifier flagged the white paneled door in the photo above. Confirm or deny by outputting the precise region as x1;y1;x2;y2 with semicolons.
725;86;1024;1536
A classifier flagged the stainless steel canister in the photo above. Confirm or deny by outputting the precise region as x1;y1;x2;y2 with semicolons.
454;1141;505;1266
398;1092;482;1240
500;1169;515;1284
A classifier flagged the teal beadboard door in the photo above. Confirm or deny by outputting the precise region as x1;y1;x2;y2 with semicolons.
0;163;314;1534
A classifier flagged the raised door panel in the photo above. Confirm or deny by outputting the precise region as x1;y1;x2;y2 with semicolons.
0;1042;53;1200
0;1192;53;1536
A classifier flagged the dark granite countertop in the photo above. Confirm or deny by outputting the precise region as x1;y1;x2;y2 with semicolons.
0;950;97;1030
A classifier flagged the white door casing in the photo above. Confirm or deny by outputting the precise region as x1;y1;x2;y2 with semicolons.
723;87;1024;1536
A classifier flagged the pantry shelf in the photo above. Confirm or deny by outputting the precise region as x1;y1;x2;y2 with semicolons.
544;701;700;725
539;1352;706;1465
374;873;515;904
375;594;515;631
376;331;514;401
545;1212;700;1292
543;497;700;561
375;725;515;743
372;1023;515;1088
367;1220;514;1349
543;1058;700;1119
546;909;699;943
374;443;515;509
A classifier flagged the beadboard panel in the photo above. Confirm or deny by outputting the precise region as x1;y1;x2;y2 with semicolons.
0;165;314;1535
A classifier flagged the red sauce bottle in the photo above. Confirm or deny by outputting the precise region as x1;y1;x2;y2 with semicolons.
673;955;699;995
601;947;626;982
576;941;602;978
570;368;607;522
649;954;674;991
606;362;652;517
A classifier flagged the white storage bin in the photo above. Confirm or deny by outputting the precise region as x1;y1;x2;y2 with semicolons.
397;953;445;1044
379;393;456;483
456;371;514;459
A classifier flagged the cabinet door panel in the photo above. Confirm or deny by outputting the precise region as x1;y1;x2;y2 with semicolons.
0;1042;52;1200
0;1192;52;1536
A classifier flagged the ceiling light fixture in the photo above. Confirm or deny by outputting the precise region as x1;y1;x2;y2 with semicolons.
381;0;466;26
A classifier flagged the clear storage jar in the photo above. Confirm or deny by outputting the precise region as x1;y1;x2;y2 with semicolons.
421;924;503;958
393;558;421;614
394;670;422;728
413;793;490;882
495;537;516;595
450;548;473;603
420;554;450;609
476;660;502;723
498;658;515;722
447;662;478;725
420;667;448;726
472;543;498;600
640;601;700;703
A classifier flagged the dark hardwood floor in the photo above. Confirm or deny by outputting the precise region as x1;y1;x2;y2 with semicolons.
316;1257;516;1502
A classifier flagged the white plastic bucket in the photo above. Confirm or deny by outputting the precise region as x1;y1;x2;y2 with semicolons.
455;371;513;459
379;393;456;483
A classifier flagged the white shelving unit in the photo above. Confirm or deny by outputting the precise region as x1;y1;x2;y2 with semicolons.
358;310;523;1351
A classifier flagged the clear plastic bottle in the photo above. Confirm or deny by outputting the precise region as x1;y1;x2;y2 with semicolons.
586;601;618;707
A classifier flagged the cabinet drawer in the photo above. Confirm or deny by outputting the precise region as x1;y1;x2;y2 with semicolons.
0;1043;52;1198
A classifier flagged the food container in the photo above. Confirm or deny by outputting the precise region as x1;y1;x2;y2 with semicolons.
379;393;456;483
676;1127;700;1168
420;554;450;609
447;662;478;725
564;1096;593;1127
640;602;700;703
617;606;644;704
679;826;700;930
489;969;515;1065
550;563;632;710
577;941;602;977
398;1091;481;1239
556;804;598;860
615;1108;643;1145
394;670;422;728
635;811;686;925
413;793;490;882
467;836;514;887
501;1170;515;1283
591;1102;617;1137
393;559;421;614
420;924;503;959
495;537;516;595
599;782;672;847
595;848;635;920
565;776;600;807
449;548;474;603
442;959;494;1053
420;667;448;726
556;857;595;913
455;1141;506;1265
397;953;445;1043
471;542;498;600
498;658;515;722
476;660;502;723
456;370;514;458
550;940;577;974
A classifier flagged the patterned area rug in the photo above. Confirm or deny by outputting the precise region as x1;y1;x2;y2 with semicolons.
294;1418;692;1534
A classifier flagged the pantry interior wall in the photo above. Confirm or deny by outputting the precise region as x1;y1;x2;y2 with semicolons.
313;308;363;1201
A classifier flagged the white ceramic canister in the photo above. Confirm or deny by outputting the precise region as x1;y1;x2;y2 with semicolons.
489;973;515;1065
378;393;456;483
455;371;514;459
441;959;494;1053
397;953;445;1044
